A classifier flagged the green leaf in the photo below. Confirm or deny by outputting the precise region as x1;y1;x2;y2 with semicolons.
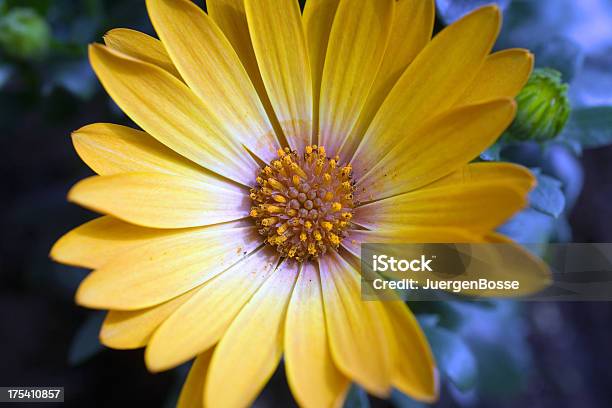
435;0;510;24
529;172;566;217
423;325;477;392
499;208;555;247
470;339;525;397
532;36;583;82
555;137;582;156
0;7;51;59
46;59;98;100
563;106;612;149
68;311;105;366
0;64;13;88
569;48;612;107
480;141;503;161
411;302;464;331
163;364;190;408
343;384;370;408
543;144;584;210
390;389;428;408
5;0;50;15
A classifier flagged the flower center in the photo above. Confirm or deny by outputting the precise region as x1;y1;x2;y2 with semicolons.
250;145;355;262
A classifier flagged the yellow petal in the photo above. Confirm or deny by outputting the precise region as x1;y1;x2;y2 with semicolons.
426;161;536;192
177;350;213;408
50;216;184;269
103;28;180;78
68;173;248;229
356;99;516;200
146;0;281;163
244;0;313;151
72;123;215;180
319;251;392;397
206;0;281;139
373;0;435;98
354;181;528;233
384;301;437;402
100;289;197;349
303;0;341;131
145;247;279;372
338;0;434;159
458;48;534;105
205;0;261;92
480;231;552;296
285;262;350;408
352;5;501;175
89;43;258;186
318;0;394;154
76;224;260;310
341;250;437;400
350;229;550;298
204;260;298;408
342;227;480;258
434;239;552;297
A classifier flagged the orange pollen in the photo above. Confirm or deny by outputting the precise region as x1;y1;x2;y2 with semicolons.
249;145;356;262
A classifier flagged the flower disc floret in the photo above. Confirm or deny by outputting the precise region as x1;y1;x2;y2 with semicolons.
250;145;355;261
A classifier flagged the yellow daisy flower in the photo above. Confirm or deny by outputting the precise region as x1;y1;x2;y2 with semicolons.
51;0;549;406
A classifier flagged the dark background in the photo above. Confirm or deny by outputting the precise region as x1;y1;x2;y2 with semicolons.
1;0;612;407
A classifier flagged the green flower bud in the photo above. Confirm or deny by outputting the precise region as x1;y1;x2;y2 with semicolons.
507;68;570;142
0;8;50;59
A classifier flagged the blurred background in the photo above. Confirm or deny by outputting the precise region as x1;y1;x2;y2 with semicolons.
1;0;612;406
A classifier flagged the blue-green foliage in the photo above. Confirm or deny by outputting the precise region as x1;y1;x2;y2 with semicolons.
422;321;477;392
529;170;566;218
435;0;511;24
562;107;612;149
68;311;105;366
